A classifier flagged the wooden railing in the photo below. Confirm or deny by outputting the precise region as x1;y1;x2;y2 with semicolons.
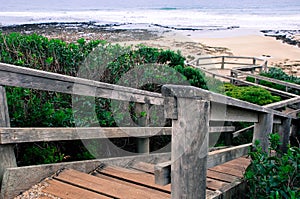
190;55;267;71
0;62;297;198
188;56;300;113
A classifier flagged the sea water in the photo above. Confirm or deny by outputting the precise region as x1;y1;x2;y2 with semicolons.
0;0;300;30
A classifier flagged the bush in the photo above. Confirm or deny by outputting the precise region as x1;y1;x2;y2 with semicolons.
225;83;281;106
259;67;300;95
245;133;300;198
0;33;208;165
246;76;286;92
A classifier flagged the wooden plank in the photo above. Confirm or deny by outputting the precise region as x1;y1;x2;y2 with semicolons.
130;162;155;174
0;126;236;144
211;103;259;122
0;127;172;144
209;165;245;178
207;144;251;168
210;179;247;199
207;170;238;183
206;178;229;191
197;62;223;66
1;152;171;199
0;86;17;186
92;173;170;197
55;169;170;199
42;179;112;199
264;97;300;109
0;63;163;105
96;165;171;193
233;125;254;138
225;157;251;168
209;126;235;133
208;157;250;178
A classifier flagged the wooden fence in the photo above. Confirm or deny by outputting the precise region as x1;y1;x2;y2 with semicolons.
0;62;297;198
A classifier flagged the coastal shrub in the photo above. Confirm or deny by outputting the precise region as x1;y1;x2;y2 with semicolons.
246;76;286;91
260;67;300;94
224;83;281;106
0;32;208;165
0;32;104;75
245;133;300;198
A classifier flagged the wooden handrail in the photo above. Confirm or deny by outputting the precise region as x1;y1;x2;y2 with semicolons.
231;69;300;91
0;63;163;105
0;61;296;198
0;126;235;144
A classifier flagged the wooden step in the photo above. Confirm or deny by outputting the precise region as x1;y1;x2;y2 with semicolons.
53;169;170;199
27;157;251;199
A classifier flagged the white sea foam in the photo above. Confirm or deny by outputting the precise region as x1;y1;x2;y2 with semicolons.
0;0;300;30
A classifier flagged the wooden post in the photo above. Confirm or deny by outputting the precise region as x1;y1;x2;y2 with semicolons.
172;99;209;199
0;86;17;185
252;58;256;66
278;117;291;153
263;61;268;72
135;103;150;154
221;56;225;69
162;85;209;199
253;113;273;152
290;119;299;147
224;132;233;146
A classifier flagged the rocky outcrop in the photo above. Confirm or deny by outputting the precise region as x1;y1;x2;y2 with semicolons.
261;30;300;48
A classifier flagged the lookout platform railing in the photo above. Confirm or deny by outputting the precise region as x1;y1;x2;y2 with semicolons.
0;63;297;198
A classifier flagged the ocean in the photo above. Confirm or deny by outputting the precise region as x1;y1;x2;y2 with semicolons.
0;0;300;30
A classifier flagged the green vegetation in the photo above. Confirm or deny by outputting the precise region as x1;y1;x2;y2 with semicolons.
261;67;300;85
245;133;300;199
0;32;208;165
224;83;281;106
246;67;300;94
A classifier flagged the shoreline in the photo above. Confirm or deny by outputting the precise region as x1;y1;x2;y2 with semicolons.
1;22;300;76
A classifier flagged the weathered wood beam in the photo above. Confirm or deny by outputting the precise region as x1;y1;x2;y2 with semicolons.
162;84;290;120
0;86;17;186
210;103;258;122
0;127;171;144
264;97;300;109
253;113;274;152
0;126;236;144
232;69;300;91
170;99;209;199
233;125;254;138
209;126;235;133
278;117;292;153
207;143;251;168
0;63;163;105
163;84;210;199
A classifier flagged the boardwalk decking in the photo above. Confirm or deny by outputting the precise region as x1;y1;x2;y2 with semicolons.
23;157;250;199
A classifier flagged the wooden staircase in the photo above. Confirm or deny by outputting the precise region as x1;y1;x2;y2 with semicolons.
18;157;250;199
